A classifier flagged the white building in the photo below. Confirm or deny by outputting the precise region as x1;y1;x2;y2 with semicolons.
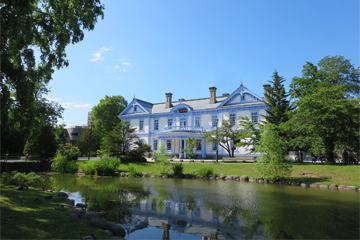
118;83;269;159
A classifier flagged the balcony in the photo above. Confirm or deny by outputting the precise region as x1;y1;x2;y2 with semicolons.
163;126;203;133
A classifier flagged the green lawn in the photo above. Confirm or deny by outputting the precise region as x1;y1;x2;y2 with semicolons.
77;160;360;187
0;184;110;239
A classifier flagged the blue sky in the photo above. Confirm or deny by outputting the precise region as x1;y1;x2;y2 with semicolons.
46;0;359;128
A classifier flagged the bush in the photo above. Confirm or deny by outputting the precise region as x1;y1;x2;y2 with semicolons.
82;164;96;175
51;151;78;173
58;143;81;160
1;171;44;187
197;167;214;177
119;151;147;163
153;142;171;174
172;163;184;176
92;156;120;176
128;164;141;177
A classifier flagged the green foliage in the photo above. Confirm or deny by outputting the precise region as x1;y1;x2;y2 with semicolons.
153;142;171;174
128;164;141;177
179;137;198;159
1;171;44;187
172;163;184;176
51;151;78;173
58;143;81;160
253;124;292;180
235;116;263;154
91;95;128;133
100;121;139;156
1;0;104;154
92;156;121;176
197;167;214;178
82;164;96;175
263;70;294;125
76;126;102;156
201;119;241;157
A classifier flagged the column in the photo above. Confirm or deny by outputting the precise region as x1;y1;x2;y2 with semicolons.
179;138;183;158
201;139;206;158
184;140;187;158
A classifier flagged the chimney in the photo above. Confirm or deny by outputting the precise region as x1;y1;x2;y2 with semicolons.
209;86;217;104
222;93;230;97
178;98;185;102
263;84;271;100
165;92;173;108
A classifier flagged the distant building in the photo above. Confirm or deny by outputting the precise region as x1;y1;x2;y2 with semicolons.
65;125;87;144
87;111;93;126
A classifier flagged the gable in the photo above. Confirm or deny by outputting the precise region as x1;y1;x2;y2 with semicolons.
118;98;151;117
219;84;263;107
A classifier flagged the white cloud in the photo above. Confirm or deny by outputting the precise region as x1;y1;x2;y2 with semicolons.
122;62;131;66
74;103;92;108
117;58;126;62
90;47;112;62
46;97;61;102
123;68;126;72
115;65;120;69
65;102;75;105
118;77;121;80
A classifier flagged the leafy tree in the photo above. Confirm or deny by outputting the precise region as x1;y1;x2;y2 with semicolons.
263;70;294;125
91;95;128;133
253;124;292;180
58;143;81;160
99;121;138;156
285;83;359;163
201;119;241;157
180;136;198;159
235;116;263;154
153;142;171;174
23;123;57;159
1;0;104;153
291;56;359;98
76;126;102;156
54;124;67;146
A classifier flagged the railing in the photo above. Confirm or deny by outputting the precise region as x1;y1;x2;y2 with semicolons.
163;126;203;132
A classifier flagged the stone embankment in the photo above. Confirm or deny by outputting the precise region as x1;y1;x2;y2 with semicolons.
54;191;126;239
117;172;360;191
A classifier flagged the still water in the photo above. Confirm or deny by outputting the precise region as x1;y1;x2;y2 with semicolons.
47;174;359;239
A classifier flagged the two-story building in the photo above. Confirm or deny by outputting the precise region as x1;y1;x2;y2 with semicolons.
118;83;269;159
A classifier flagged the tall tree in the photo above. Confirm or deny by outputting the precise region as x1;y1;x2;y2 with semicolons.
1;0;104;152
263;70;293;125
235;116;263;154
76;126;102;156
291;56;359;98
100;121;138;156
91;95;128;133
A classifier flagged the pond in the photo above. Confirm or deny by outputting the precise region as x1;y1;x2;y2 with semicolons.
47;174;359;239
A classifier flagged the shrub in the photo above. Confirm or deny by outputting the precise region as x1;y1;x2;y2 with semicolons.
172;163;184;176
119;151;147;163
51;151;78;173
153;142;171;174
82;164;96;175
1;171;44;187
128;164;141;177
197;167;214;177
92;156;120;176
58;143;81;160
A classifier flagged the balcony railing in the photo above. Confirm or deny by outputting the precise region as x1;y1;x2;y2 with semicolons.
163;126;203;132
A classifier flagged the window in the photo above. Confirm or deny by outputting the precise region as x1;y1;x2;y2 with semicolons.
212;115;218;127
153;140;158;151
139;139;144;145
139;120;144;131
166;140;172;151
195;117;201;127
154;119;159;130
229;114;236;125
196;139;202;150
168;119;173;128
251;112;258;123
212;141;217;151
241;95;245;101
134;105;137;112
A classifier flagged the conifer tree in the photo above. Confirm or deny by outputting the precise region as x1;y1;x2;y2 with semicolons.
262;71;293;125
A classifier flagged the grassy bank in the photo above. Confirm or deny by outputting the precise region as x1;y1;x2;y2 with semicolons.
77;160;360;187
0;184;110;239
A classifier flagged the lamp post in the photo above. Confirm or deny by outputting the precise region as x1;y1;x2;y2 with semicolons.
216;119;219;164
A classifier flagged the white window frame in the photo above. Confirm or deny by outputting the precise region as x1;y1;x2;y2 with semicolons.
196;139;202;151
154;119;159;131
195;117;201;127
212;115;218;128
134;105;137;112
139;120;144;131
167;118;173;128
166;139;172;151
229;113;236;125
251;112;258;123
153;139;158;151
212;141;217;151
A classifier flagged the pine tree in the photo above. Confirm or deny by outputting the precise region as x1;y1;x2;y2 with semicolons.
263;71;294;125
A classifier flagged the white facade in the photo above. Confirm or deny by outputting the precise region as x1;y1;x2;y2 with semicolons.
118;84;268;159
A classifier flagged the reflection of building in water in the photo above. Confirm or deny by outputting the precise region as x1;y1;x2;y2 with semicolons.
122;198;265;239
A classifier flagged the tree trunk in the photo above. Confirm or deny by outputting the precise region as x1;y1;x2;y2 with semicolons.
325;140;335;163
